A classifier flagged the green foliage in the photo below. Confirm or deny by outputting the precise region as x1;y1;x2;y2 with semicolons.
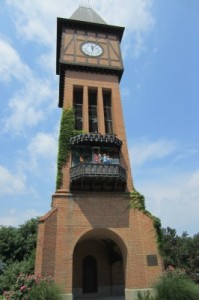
0;226;18;263
135;267;199;300
56;107;75;190
0;254;34;294
153;217;163;252
129;189;146;210
56;107;85;189
0;218;38;264
29;280;63;300
161;227;199;283
0;218;38;295
189;233;199;282
137;290;155;300
3;273;62;300
154;267;199;300
129;189;163;251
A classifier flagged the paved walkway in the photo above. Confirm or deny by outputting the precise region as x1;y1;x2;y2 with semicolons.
77;297;125;300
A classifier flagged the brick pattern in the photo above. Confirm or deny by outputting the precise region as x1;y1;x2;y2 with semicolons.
35;208;58;276
35;192;163;294
35;20;163;298
60;71;133;192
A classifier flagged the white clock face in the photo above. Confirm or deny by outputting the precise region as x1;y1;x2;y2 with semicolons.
81;42;103;57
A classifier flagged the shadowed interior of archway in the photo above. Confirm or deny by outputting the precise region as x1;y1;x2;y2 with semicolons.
72;229;127;299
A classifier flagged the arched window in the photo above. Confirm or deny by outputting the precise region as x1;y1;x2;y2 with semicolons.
83;255;97;293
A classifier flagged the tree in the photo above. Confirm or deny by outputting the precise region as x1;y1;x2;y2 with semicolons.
0;226;18;263
161;227;199;283
0;218;39;294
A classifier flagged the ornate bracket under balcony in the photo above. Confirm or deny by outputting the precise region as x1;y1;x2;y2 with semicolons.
70;163;126;191
70;133;122;147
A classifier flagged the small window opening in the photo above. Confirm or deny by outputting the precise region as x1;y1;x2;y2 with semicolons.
103;90;113;134
88;89;98;133
73;87;83;130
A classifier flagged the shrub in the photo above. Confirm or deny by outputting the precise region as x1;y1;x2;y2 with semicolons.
0;259;34;294
135;266;199;300
155;267;199;300
29;281;62;300
3;273;62;300
137;290;155;300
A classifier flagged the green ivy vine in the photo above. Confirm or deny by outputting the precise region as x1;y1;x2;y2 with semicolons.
56;107;83;190
129;189;163;252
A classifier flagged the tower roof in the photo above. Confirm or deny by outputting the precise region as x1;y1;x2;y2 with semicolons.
70;6;106;24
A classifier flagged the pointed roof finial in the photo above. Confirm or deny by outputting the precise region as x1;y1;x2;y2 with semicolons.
80;0;91;8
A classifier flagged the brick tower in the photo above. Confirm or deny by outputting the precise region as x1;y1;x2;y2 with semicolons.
35;5;163;300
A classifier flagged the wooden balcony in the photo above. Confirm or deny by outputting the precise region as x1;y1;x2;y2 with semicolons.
70;163;126;191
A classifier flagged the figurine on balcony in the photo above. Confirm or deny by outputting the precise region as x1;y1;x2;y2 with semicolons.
99;153;102;163
94;152;99;163
102;153;108;163
79;155;84;163
107;155;111;164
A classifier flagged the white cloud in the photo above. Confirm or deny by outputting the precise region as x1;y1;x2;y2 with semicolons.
0;165;26;196
26;132;58;171
137;169;199;236
129;138;199;235
96;0;155;57
0;38;30;82
6;0;77;45
3;75;57;133
129;138;177;166
28;132;57;160
5;0;155;57
95;0;154;32
0;37;57;133
0;208;41;226
187;169;199;188
39;49;56;74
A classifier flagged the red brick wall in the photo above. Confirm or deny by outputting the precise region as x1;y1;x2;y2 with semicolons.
35;208;58;276
59;71;133;192
35;192;163;294
35;63;163;297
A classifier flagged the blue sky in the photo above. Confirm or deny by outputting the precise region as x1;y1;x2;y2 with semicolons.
0;0;198;236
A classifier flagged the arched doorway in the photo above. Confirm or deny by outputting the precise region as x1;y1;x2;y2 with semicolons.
83;255;97;293
72;229;127;299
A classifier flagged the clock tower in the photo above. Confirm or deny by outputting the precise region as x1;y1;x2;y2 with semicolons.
35;5;163;300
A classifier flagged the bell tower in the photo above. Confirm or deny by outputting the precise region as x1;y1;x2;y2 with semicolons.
35;5;163;300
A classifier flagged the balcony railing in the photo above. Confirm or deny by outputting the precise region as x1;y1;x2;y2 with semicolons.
70;133;122;147
70;163;126;191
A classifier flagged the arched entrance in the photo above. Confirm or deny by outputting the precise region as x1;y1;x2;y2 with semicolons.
72;229;127;299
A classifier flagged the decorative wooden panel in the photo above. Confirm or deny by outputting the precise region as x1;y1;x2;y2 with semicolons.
61;30;123;69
